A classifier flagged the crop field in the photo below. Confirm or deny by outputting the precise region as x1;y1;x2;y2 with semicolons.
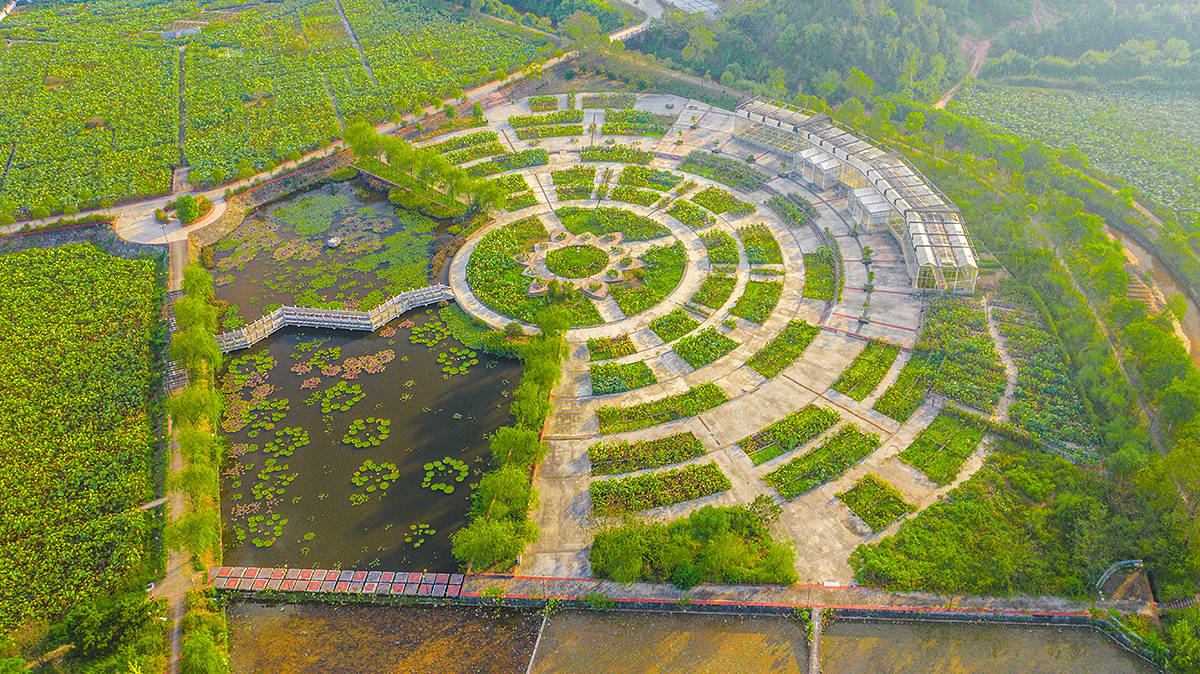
0;244;159;632
957;86;1200;222
0;0;551;216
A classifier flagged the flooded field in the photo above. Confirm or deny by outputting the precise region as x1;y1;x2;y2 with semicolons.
219;311;521;572
528;610;810;673
227;602;541;673
820;618;1154;673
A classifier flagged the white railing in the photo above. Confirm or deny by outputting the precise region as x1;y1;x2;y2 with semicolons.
215;284;454;352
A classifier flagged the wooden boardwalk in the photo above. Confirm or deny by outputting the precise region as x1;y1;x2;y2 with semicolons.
214;284;454;352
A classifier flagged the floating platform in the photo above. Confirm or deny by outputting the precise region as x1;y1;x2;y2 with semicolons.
209;567;463;598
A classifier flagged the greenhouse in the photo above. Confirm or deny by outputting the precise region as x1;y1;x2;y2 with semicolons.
734;99;978;294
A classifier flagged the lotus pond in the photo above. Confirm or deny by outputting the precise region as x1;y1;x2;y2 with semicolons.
213;180;440;329
219;310;521;572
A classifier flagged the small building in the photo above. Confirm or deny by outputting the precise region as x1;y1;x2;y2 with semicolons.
162;26;201;39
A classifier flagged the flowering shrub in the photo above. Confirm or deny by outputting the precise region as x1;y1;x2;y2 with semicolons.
590;462;731;515
650;308;701;343
738;224;782;264
580;144;652;164
590;360;657;395
597;382;729;434
668;199;716;228
738;405;840;466
674;327;739;369
689;273;736;309
693;186;755;216
588;432;705;476
587;334;637;361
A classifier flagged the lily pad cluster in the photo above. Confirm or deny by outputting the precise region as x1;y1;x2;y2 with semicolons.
242;398;289;438
404;523;436;547
264;426;309;457
342;417;392;448
410;319;450;347
437;347;480;377
349;459;401;504
246;513;288;548
422;457;469;493
252;457;298;500
306;380;365;413
220;351;276;394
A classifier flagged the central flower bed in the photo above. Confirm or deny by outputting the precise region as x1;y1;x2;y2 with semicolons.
545;244;608;278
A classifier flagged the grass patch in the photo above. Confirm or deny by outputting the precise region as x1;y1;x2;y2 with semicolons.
746;320;821;378
650;307;701;343
689;273;736;309
897;411;986;486
765;424;881;499
837;474;917;530
673;327;739;369
739;405;840;466
832;340;901;401
587;334;637;361
611;240;686;316
731;280;782;324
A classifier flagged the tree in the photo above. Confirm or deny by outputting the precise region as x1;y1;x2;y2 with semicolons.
591;523;647;582
472;102;484;119
681;24;716;62
563;11;600;41
443;103;456;119
180;630;224;674
489;426;545;466
905;111;926;134
451;517;533;568
181;265;215;303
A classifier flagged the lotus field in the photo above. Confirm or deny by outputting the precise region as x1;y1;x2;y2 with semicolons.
587;431;706;476
738;405;840;466
765;424;881;499
590;462;731;515
0;245;158;632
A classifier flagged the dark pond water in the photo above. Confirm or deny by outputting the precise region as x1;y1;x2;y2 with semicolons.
219;310;521;572
213;180;437;328
820;618;1154;673
227;602;541;673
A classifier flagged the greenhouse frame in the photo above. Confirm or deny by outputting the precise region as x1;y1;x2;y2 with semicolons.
734;98;978;295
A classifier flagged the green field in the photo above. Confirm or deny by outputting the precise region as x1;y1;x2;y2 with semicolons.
0;0;551;217
957;86;1200;223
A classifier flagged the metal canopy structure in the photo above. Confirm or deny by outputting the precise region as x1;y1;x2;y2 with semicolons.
733;98;978;295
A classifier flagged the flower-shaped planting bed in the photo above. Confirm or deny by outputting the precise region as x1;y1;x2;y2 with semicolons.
515;230;649;301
